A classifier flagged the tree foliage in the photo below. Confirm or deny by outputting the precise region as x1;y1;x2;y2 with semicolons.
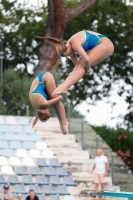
92;125;133;169
0;69;34;115
1;0;133;128
0;0;47;74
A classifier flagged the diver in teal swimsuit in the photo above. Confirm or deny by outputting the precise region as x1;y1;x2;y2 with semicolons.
35;30;114;95
29;72;68;134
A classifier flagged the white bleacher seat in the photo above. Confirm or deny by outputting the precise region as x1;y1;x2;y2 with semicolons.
9;157;22;166
36;141;47;150
1;165;15;175
16;149;28;158
22;157;35;166
6;116;17;124
0;156;8;165
18;117;29;125
0;116;6;124
64;196;75;200
29;149;42;158
42;149;55;158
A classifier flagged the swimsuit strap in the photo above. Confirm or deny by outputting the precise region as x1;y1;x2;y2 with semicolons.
38;72;46;83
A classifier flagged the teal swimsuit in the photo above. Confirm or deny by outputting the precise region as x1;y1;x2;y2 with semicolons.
82;30;107;51
29;72;49;108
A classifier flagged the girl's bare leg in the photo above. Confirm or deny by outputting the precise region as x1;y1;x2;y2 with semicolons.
53;38;114;95
45;73;68;134
52;102;68;134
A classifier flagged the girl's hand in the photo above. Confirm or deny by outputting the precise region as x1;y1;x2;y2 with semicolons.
58;95;63;101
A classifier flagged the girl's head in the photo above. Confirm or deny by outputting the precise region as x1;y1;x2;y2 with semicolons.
35;36;73;57
32;108;50;127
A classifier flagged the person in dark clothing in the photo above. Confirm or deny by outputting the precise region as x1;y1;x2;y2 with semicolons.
26;190;39;200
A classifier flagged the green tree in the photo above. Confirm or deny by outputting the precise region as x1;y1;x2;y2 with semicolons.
92;125;133;169
1;0;133;128
0;69;34;115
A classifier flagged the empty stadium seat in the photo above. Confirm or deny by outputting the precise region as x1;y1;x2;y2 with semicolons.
36;158;48;167
9;157;22;166
50;195;60;200
22;194;27;200
16;149;28;157
64;195;75;200
14;184;27;194
29;166;41;175
62;176;76;186
3;148;15;157
49;176;62;185
42;167;54;175
0;184;5;190
35;175;48;185
0;156;8;165
6;116;17;124
28;185;41;194
23;141;35;149
0;174;6;183
17;133;29;141
15;166;28;175
42;185;55;195
12;125;23;133
30;134;41;142
5;132;16;141
36;141;47;150
22;157;35;166
56;185;70;195
56;167;69;176
42;149;55;158
0;140;9;148
37;195;46;200
24;126;36;134
10;141;22;149
0;133;3;140
22;175;33;184
1;165;15;175
0;116;6;124
49;159;62;167
8;175;20;184
0;125;10;133
29;149;41;158
18;117;29;125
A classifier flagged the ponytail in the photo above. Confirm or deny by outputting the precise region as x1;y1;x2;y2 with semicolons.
32;115;39;128
35;35;67;57
35;36;61;44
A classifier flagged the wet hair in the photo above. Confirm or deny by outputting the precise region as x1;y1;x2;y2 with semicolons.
32;109;50;127
35;36;67;57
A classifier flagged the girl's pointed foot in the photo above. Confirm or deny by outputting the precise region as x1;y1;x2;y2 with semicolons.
61;122;69;135
52;87;68;96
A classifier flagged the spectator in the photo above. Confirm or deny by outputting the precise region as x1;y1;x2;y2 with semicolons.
26;190;39;200
0;184;14;200
17;194;22;200
91;149;109;199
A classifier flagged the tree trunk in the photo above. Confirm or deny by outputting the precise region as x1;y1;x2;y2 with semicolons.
35;0;98;75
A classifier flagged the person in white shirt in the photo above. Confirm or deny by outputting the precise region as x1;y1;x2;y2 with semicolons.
91;149;109;199
0;184;14;200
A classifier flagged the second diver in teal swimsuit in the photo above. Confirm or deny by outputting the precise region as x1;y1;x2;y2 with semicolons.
35;30;114;95
29;72;68;135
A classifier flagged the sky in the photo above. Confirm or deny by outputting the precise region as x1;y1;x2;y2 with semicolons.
16;0;129;128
